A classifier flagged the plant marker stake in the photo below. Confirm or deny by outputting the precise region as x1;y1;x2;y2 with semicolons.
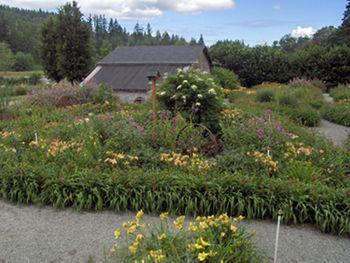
35;132;38;143
274;209;282;263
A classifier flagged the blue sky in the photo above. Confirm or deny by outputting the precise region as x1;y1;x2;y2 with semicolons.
0;0;347;46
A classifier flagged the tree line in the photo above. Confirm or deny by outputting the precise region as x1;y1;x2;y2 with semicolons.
210;0;350;88
0;3;203;72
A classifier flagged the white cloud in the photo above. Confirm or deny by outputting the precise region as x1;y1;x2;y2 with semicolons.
272;4;281;11
291;26;316;38
0;0;235;19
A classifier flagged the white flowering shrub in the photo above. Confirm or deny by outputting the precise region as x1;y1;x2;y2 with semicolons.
157;69;223;133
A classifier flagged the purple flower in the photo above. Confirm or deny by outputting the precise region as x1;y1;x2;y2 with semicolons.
172;116;177;126
256;128;265;139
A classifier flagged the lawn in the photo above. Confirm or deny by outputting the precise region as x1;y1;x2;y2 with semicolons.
0;74;349;245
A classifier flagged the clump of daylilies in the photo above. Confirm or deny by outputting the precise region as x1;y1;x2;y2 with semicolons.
104;151;139;168
160;148;215;172
248;151;278;174
110;210;259;262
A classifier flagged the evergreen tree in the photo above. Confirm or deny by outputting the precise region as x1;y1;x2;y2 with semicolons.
342;0;350;26
41;16;63;82
338;0;350;45
198;34;205;45
56;1;91;83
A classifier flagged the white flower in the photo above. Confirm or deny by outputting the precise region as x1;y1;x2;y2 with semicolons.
177;85;182;90
159;91;166;96
208;88;217;95
195;102;201;106
191;85;198;91
182;95;186;100
182;80;188;84
170;95;177;100
197;94;203;98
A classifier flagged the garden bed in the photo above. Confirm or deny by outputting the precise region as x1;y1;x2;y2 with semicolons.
0;80;349;237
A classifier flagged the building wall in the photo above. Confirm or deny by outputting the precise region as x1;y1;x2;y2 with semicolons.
114;90;150;103
195;52;211;72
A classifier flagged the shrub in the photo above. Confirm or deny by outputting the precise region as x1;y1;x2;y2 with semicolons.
211;67;240;90
321;103;350;127
111;212;262;262
256;89;275;102
28;82;115;107
330;85;350;102
12;52;35;71
288;78;326;92
277;93;297;107
289;106;320;127
157;69;223;133
14;85;29;96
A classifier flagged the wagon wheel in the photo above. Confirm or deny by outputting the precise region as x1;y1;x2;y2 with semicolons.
175;123;220;156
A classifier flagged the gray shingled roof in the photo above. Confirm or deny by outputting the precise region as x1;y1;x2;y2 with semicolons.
92;64;188;92
98;45;208;65
90;45;210;92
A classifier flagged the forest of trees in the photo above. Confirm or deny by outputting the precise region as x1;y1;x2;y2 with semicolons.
210;0;350;87
0;4;202;71
1;0;350;88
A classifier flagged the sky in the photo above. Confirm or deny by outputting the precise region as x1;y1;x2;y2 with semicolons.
0;0;347;46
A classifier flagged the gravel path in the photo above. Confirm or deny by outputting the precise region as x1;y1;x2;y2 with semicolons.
323;93;334;103
313;119;350;147
1;199;349;263
311;93;350;147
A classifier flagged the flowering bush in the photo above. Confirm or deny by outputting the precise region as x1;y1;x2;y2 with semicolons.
110;211;261;262
28;81;115;107
157;69;223;133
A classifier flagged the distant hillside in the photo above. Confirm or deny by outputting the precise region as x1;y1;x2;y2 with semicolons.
0;5;52;63
0;5;200;67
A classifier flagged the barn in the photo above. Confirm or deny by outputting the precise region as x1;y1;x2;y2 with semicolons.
83;45;212;103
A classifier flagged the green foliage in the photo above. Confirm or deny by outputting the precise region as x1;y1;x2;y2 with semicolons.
277;92;297;107
41;16;63;83
0;42;14;71
289;106;320;127
0;85;350;238
256;89;275;102
12;52;34;71
41;2;91;83
210;40;350;88
321;103;350;127
56;1;91;83
330;85;350;101
112;213;262;263
157;69;223;133
211;67;240;90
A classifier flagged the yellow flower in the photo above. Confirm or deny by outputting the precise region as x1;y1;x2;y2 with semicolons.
110;244;117;253
114;229;121;239
199;221;209;230
187;243;196;251
173;216;185;230
135;234;144;243
158;233;167;240
188;222;198;232
129;244;138;253
230;225;237;232
160;212;168;221
233;215;244;223
197;237;210;247
198;252;210;261
136;210;144;221
208;250;218;257
127;225;137;235
149;250;166;262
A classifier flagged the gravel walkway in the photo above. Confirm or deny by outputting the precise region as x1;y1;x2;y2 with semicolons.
311;93;350;147
1;199;349;263
313;119;350;147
